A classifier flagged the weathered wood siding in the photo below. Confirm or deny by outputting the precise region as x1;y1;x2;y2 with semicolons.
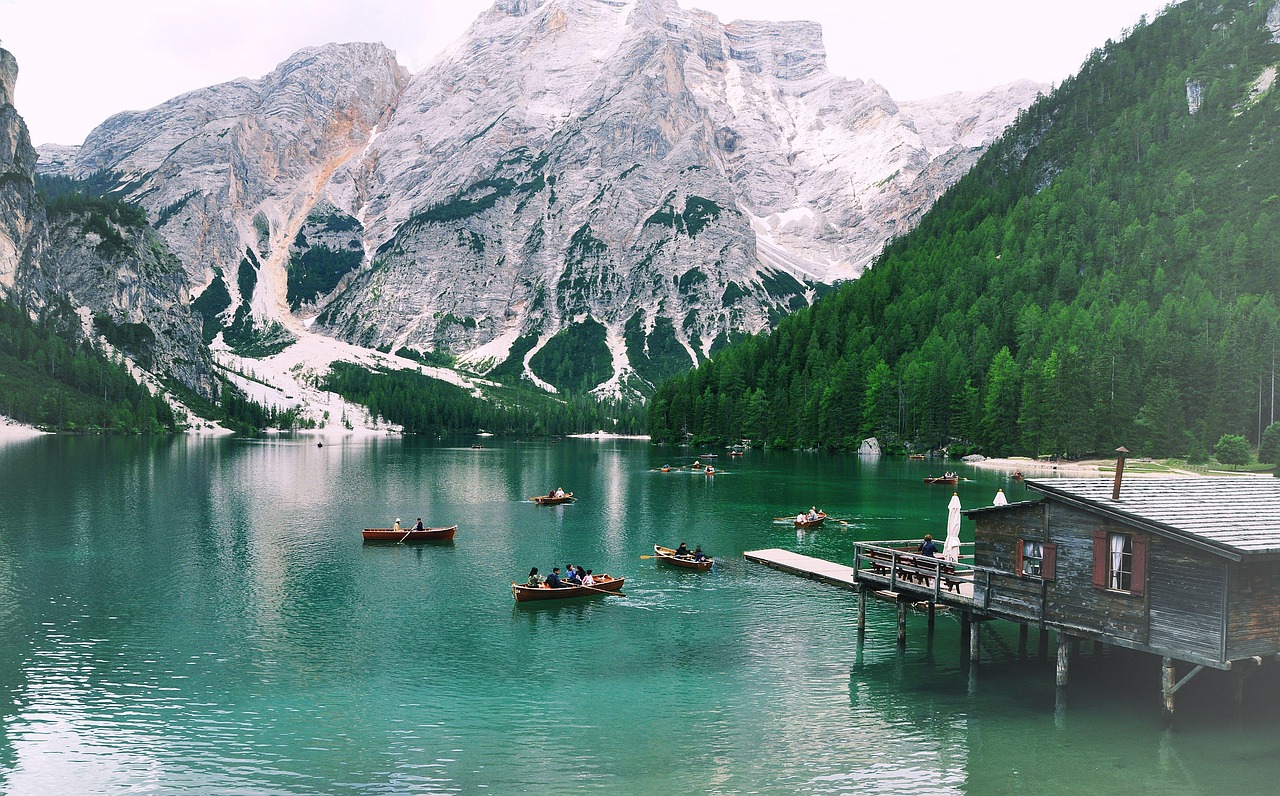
1226;561;1280;660
973;503;1047;622
974;500;1234;663
1147;538;1224;663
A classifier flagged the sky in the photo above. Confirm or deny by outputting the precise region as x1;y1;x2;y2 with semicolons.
2;0;1172;147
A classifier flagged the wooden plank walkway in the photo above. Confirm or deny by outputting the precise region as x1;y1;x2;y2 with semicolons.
743;549;854;590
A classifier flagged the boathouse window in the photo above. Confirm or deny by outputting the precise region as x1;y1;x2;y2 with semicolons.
1015;539;1055;579
1091;530;1146;595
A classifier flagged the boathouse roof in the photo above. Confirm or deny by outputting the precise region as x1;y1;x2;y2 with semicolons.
1018;477;1280;559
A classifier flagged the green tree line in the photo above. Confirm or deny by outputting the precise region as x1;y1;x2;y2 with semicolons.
650;1;1280;459
323;362;645;436
0;297;177;432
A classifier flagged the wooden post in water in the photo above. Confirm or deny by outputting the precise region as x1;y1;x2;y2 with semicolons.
1056;633;1071;687
857;584;867;632
1161;656;1176;725
1018;624;1029;659
1038;626;1050;659
927;602;935;631
970;619;981;663
896;595;908;646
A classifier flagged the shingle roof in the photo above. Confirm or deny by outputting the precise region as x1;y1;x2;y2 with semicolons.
1025;477;1280;557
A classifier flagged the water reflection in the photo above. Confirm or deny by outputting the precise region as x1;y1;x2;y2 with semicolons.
1;437;1279;793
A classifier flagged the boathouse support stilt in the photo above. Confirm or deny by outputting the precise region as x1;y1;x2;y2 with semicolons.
927;602;935;631
1162;656;1176;724
896;596;908;646
1056;633;1071;688
970;619;981;663
1018;624;1029;659
857;584;867;632
1038;626;1049;659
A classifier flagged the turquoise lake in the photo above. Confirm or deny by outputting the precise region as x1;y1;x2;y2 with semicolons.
2;435;1279;794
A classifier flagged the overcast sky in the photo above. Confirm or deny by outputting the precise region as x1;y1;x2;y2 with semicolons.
3;0;1171;147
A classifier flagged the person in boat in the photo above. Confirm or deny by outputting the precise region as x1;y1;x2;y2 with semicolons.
674;542;690;558
918;534;939;558
413;518;424;531
547;488;556;498
796;513;806;524
526;567;542;587
693;546;707;562
808;507;819;521
393;517;402;531
544;567;564;588
555;487;565;498
564;564;582;585
581;569;596;586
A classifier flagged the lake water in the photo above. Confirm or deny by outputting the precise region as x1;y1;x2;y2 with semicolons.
2;435;1279;794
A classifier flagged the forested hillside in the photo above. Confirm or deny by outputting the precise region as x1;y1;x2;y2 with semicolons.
649;0;1280;459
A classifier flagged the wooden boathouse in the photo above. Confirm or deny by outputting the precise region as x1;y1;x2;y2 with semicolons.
849;475;1280;721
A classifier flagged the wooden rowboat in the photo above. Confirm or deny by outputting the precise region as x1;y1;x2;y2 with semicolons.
654;545;712;571
531;492;575;505
511;575;625;602
794;512;828;528
923;476;959;485
362;524;457;542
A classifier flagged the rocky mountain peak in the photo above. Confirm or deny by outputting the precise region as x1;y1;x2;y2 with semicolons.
35;8;1043;403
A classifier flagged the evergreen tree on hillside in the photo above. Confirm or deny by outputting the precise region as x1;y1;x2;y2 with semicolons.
649;0;1280;456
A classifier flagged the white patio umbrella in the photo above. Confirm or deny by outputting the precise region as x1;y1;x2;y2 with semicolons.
993;488;1008;506
943;493;962;563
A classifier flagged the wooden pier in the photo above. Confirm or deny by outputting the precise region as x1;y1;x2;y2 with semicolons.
742;549;854;590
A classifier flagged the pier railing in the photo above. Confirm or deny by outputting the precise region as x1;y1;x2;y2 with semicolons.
852;540;977;604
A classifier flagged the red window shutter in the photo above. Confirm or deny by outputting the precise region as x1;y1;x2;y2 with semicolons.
1092;529;1108;588
1015;540;1025;576
1042;543;1057;581
1131;535;1148;596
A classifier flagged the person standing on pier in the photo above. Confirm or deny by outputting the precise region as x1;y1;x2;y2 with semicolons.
918;534;939;557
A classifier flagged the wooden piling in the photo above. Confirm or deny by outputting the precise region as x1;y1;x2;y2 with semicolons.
1161;656;1176;724
970;619;981;663
1018;624;1029;659
1038;626;1050;659
1056;633;1071;687
896;596;908;646
857;584;867;631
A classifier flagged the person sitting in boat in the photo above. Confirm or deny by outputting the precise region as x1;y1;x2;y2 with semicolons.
693;546;707;562
547;488;556;498
918;534;939;558
526;567;542;587
413;518;424;531
581;569;596;586
808;507;819;521
393;517;402;531
544;567;564;588
564;564;582;585
555;487;565;498
796;513;806;524
674;542;690;558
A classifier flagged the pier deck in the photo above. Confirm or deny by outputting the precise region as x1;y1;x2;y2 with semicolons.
743;549;854;590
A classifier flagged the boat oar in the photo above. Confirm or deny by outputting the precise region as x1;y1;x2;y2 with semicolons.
639;555;656;559
577;582;626;597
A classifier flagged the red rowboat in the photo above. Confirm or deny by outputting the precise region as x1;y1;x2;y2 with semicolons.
511;575;625;602
531;492;575;505
794;512;828;528
653;545;712;571
362;524;457;542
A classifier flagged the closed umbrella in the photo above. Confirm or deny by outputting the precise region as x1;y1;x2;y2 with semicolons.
994;488;1008;506
943;493;962;563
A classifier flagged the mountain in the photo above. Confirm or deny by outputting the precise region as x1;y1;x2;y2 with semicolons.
38;0;1042;403
0;48;215;412
649;0;1280;459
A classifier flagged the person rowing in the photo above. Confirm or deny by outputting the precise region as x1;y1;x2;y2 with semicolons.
674;542;690;558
